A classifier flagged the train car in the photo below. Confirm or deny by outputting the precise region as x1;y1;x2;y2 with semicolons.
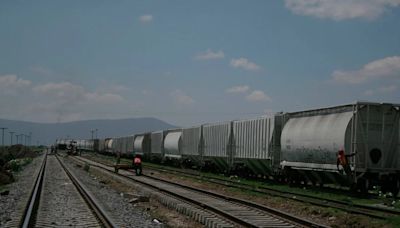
202;121;232;172
125;135;135;157
181;125;203;166
98;138;106;152
133;133;151;159
232;115;283;176
56;139;70;150
163;129;183;162
150;131;164;162
113;137;124;155
104;138;114;154
280;102;400;193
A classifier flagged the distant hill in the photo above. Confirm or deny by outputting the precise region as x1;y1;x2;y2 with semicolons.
0;118;178;146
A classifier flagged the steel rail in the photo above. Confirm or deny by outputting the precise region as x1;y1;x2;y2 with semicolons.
55;155;118;228
21;152;47;228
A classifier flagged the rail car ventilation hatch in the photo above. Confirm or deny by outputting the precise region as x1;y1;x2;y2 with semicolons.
370;148;382;164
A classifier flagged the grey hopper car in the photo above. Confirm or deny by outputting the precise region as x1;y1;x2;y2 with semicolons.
181;126;203;165
163;129;183;159
202;121;232;172
281;102;400;193
150;131;164;161
232;115;282;176
133;133;151;159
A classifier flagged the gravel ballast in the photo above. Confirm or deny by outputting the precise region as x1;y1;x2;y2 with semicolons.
61;156;161;227
0;153;45;227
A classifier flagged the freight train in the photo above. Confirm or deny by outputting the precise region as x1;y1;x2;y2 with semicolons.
59;102;400;195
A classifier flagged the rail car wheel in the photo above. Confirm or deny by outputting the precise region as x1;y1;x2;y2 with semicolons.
391;178;400;197
357;178;369;194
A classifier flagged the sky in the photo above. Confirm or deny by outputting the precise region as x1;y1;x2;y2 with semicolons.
0;0;399;127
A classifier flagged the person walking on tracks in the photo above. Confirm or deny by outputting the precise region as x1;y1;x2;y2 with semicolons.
133;154;142;176
337;149;357;175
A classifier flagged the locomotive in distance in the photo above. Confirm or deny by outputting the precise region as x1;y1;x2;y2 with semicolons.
57;101;400;195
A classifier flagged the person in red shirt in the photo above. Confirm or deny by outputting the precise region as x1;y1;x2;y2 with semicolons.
337;149;356;175
133;154;142;176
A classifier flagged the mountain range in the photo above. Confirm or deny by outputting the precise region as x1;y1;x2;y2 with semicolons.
0;118;177;146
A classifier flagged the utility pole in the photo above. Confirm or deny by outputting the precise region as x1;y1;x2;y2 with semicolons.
0;127;7;151
9;131;15;145
95;129;98;139
91;130;95;150
29;132;32;146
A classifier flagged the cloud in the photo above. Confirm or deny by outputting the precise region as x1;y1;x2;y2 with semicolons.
364;85;398;95
378;85;398;93
139;14;153;23
0;75;31;95
0;74;31;88
225;85;250;94
332;56;400;84
33;82;123;104
246;90;271;102
284;0;400;21
0;76;129;122
171;90;194;105
230;58;261;71
195;49;225;60
226;85;271;102
86;92;124;103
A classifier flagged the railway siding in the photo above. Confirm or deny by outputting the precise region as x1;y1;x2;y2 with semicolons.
73;156;327;228
70;156;236;227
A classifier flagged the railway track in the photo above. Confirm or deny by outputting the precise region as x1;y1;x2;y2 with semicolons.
73;156;327;228
20;153;117;228
142;164;400;220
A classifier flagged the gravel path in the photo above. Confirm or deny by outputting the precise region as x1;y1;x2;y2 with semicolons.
0;153;45;227
62;156;161;228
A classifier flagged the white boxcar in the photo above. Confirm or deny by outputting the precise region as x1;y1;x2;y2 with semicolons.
181;126;203;164
164;130;182;159
281;102;400;192
202;121;232;171
233;116;281;175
